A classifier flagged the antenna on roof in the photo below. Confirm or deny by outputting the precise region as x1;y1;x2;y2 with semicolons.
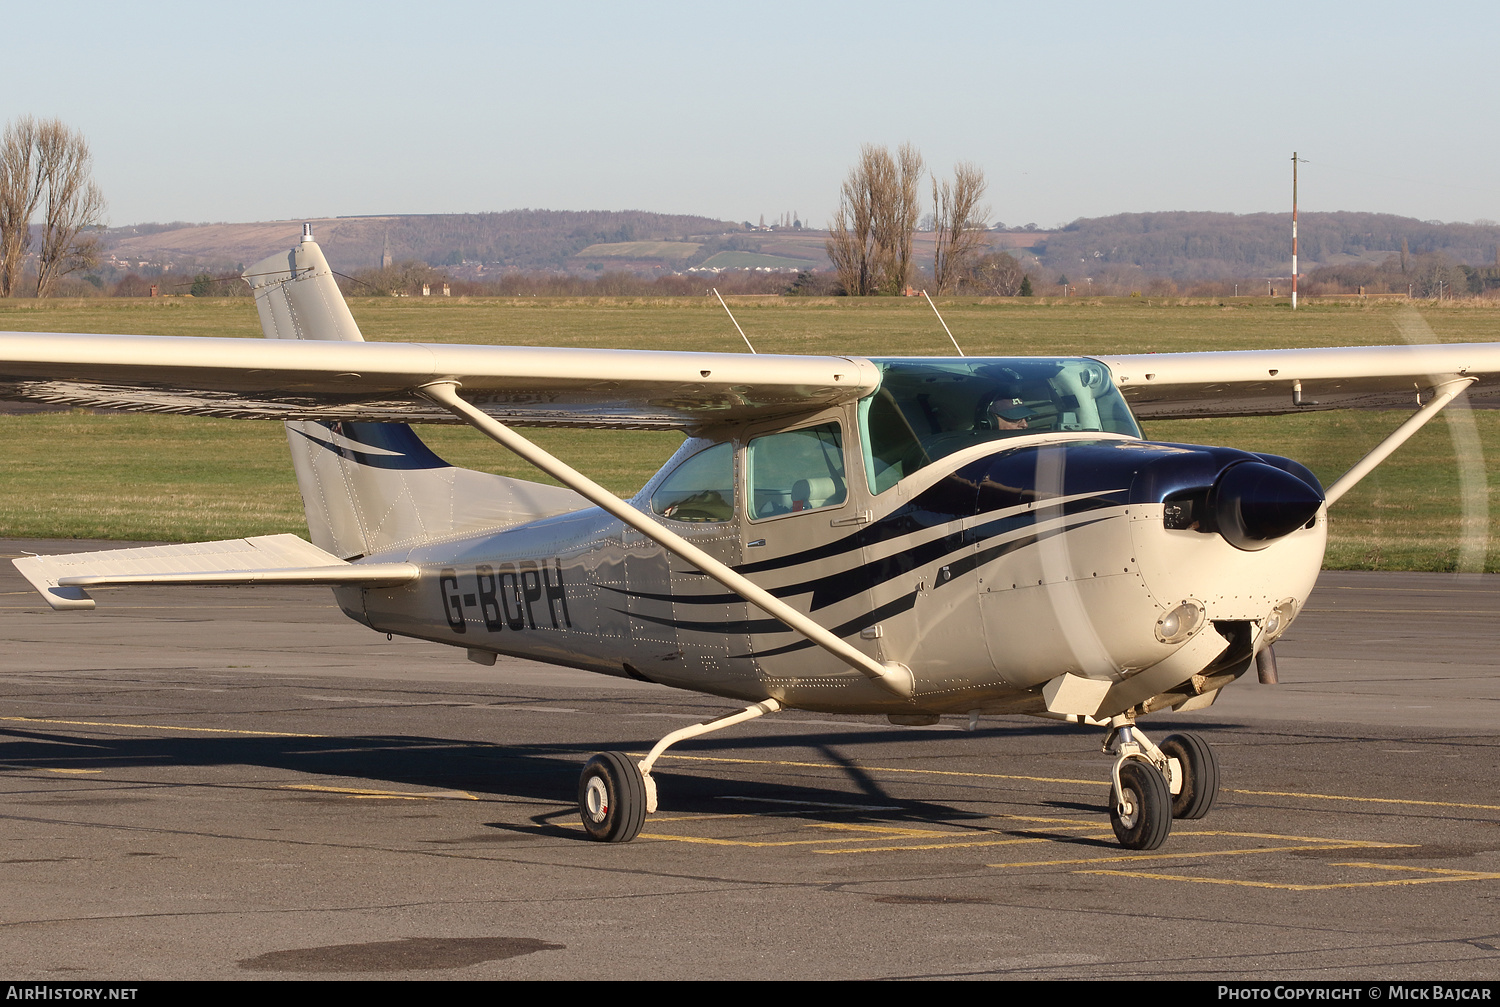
921;290;965;356
712;288;758;354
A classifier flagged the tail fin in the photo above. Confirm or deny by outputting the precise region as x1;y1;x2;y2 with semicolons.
243;226;581;559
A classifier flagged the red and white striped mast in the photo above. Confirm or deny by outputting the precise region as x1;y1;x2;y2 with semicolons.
1291;151;1300;311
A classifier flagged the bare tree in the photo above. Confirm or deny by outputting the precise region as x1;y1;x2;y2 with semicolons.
0;117;47;297
826;147;881;296
826;143;924;295
882;143;923;294
966;251;1025;296
0;117;105;298
33;121;105;297
931;162;989;294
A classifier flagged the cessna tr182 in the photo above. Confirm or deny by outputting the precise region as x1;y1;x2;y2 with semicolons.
5;227;1497;850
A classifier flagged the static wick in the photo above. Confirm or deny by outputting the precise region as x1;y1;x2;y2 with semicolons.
713;288;757;354
922;290;965;356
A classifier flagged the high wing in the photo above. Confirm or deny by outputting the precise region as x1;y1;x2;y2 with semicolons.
4;333;1498;426
0;331;879;429
1098;343;1500;419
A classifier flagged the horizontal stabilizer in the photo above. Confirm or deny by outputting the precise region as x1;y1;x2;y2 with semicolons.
12;533;419;611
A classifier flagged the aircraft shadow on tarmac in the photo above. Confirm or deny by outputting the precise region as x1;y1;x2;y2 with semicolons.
0;720;1169;847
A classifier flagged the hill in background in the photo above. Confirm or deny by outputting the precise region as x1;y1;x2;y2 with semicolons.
97;209;1500;287
1031;211;1500;280
103;209;741;276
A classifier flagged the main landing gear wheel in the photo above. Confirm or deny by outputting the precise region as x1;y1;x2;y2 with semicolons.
578;752;646;843
1109;759;1172;850
1160;731;1219;820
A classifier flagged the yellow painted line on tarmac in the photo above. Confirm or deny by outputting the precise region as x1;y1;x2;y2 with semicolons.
655;752;1500;812
989;814;1109;827
644;820;978;848
1229;788;1500;812
1079;862;1500;891
813;818;1117;854
1337;861;1500;878
824;836;1059;854
646;751;1104;788
992;844;1377;870
281;784;476;801
1173;829;1414;847
0;715;319;738
639;832;924;848
642;822;984;846
0;763;102;774
808;823;954;837
645;818;1113;853
989;832;1413;869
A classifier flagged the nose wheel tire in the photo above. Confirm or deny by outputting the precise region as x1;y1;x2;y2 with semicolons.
1109;759;1172;850
1160;731;1219;820
578;752;646;843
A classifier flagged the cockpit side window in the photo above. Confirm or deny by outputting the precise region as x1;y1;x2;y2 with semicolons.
649;442;734;522
859;391;929;496
747;422;847;520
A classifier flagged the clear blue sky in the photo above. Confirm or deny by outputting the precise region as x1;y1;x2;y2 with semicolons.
8;1;1496;228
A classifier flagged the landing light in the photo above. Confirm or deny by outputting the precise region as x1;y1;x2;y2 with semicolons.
1261;598;1298;645
1155;600;1205;645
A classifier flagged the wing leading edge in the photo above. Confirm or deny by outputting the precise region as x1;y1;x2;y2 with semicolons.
1098;343;1500;418
0;332;881;429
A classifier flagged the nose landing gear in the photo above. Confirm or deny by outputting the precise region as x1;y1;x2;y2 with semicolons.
1109;759;1172;849
1160;729;1220;820
1103;720;1220;849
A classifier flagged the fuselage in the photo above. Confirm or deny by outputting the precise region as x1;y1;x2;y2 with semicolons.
346;356;1327;719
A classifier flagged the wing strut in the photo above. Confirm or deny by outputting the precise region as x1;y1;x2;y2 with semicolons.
418;381;916;699
1325;377;1475;506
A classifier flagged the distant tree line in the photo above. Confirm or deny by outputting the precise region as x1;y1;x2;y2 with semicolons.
1036;211;1500;281
333;263;796;298
1304;251;1500;297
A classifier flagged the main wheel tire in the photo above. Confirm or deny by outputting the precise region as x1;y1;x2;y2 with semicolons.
578;751;646;843
1109;758;1172;850
1161;731;1219;820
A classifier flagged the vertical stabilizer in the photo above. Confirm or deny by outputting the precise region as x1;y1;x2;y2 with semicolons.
244;228;582;559
246;224;365;343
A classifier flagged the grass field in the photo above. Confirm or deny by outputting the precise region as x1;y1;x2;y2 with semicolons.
697;251;818;270
574;241;702;260
1;295;1497;570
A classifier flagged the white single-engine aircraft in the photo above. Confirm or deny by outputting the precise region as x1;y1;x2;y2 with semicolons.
4;227;1495;850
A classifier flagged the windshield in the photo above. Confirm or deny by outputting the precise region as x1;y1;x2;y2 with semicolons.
858;358;1141;494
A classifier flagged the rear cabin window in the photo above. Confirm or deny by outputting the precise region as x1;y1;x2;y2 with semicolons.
747;422;847;520
859;358;1141;494
649;442;734;522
